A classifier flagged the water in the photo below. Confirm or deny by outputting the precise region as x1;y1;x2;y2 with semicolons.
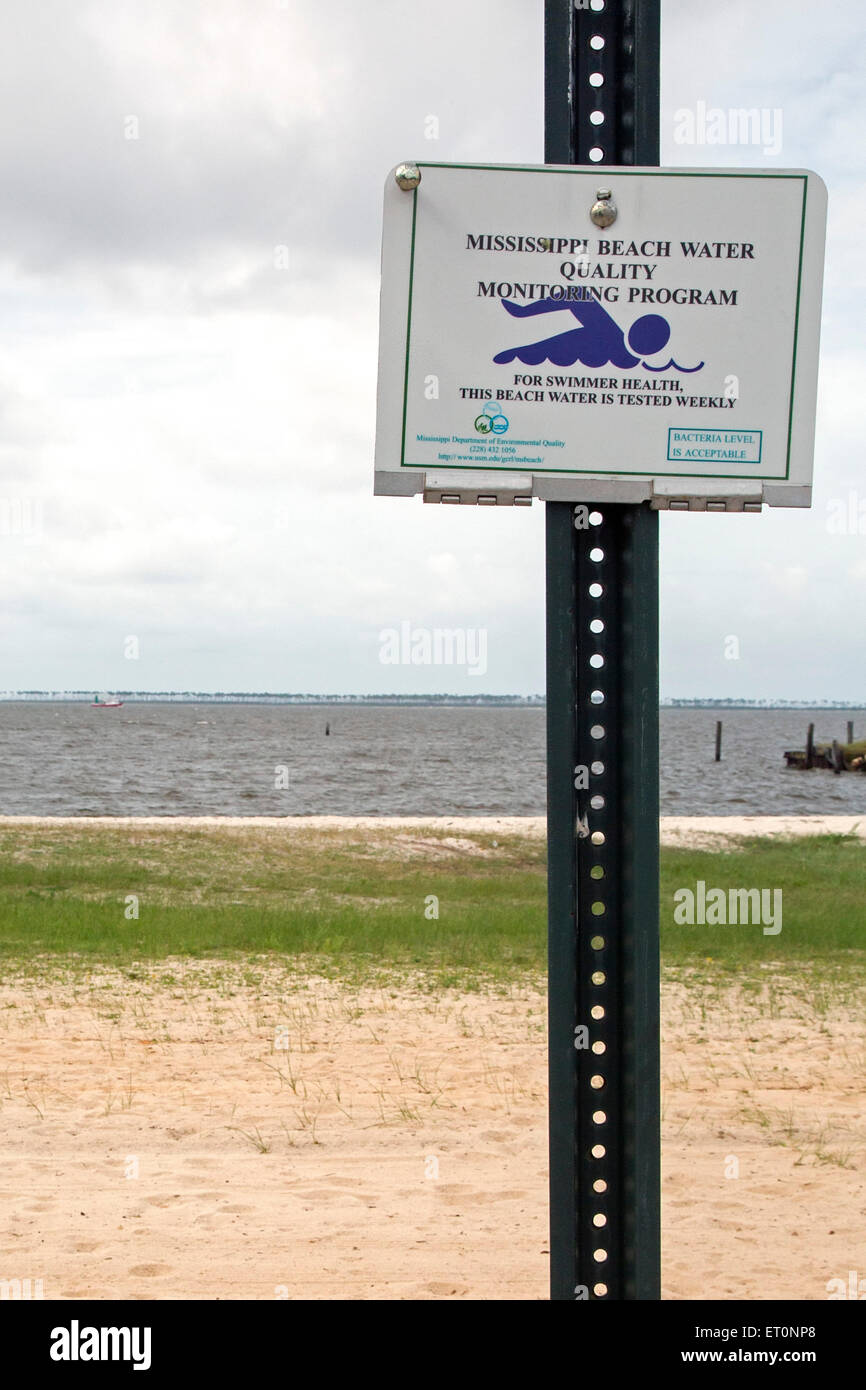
0;702;864;817
659;708;866;816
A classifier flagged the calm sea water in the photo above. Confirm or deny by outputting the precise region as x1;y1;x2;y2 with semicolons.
0;703;864;818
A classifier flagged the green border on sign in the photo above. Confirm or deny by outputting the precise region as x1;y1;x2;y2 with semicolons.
399;165;809;482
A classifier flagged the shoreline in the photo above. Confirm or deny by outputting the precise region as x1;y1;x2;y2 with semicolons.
0;813;863;843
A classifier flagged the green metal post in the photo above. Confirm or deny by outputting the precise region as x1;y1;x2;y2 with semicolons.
545;0;661;1301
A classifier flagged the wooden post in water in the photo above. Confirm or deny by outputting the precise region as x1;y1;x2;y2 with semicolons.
847;720;854;746
832;739;843;774
805;722;815;769
714;720;722;762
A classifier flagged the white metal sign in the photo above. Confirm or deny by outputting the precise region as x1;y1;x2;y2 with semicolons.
374;163;827;510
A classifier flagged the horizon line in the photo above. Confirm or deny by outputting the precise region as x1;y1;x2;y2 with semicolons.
0;691;863;708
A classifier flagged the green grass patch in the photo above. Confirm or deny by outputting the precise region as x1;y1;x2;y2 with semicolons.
0;825;862;983
660;834;866;967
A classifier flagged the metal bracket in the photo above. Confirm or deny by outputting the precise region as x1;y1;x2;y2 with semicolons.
422;471;533;506
650;479;763;512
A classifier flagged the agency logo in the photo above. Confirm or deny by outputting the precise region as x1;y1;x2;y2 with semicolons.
493;296;703;373
474;400;509;435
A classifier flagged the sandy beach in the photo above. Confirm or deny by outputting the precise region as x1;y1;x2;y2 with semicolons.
0;813;863;847
0;960;862;1300
0;814;862;1300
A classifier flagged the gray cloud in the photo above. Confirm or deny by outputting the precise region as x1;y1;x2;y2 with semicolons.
0;0;863;697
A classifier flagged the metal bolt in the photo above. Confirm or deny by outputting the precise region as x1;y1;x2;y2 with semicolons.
395;162;421;191
590;189;617;228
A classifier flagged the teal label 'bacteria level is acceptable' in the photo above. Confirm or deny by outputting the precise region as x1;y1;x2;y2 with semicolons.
667;428;762;463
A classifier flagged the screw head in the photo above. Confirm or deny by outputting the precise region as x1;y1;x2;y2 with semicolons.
395;162;421;191
590;191;617;228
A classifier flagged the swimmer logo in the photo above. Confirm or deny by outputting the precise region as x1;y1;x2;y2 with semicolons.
474;400;509;435
493;296;704;373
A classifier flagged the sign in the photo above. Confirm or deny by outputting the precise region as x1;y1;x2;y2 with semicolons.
374;163;827;509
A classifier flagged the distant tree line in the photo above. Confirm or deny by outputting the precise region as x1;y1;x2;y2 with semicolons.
0;692;861;709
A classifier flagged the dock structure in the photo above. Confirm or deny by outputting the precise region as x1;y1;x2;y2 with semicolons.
784;734;866;771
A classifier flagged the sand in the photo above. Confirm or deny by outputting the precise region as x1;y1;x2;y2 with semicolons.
660;814;866;848
0;959;863;1301
0;813;863;848
1;814;862;1300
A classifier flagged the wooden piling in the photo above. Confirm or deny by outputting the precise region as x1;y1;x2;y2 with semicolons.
805;723;815;769
832;739;843;775
714;720;722;762
847;720;854;746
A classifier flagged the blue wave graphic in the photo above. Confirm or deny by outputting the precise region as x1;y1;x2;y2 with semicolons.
641;357;705;373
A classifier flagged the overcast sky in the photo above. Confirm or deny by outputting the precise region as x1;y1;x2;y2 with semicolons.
0;0;862;699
